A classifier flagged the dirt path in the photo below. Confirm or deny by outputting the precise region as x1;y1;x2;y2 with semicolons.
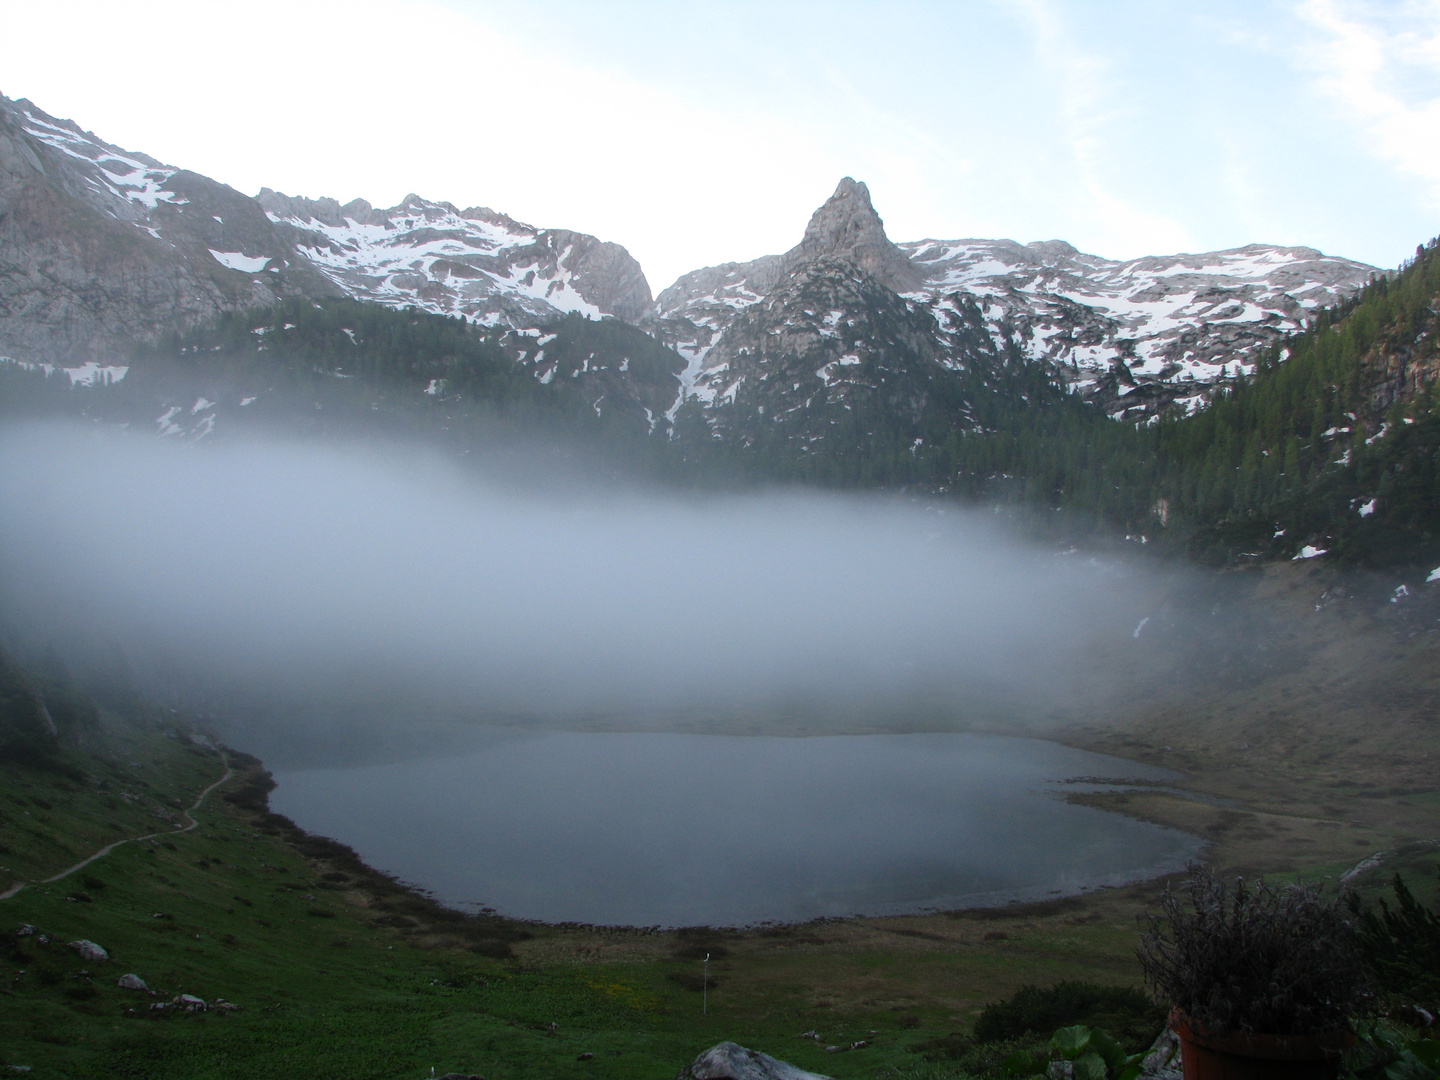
0;752;233;902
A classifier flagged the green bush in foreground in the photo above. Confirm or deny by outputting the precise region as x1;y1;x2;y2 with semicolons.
1349;868;1440;1011
1138;868;1368;1036
1345;1019;1440;1080
1001;1024;1148;1080
972;981;1162;1048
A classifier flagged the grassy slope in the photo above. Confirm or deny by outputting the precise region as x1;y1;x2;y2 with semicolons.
2;710;1155;1080
1058;559;1440;890
0;702;1183;1080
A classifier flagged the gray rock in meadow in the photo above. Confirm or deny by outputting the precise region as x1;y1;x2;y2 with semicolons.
1138;1028;1182;1080
676;1041;835;1080
68;939;108;962
116;973;148;990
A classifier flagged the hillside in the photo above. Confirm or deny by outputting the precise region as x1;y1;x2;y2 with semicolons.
2;94;1381;438
655;178;1376;425
985;237;1440;567
0;95;651;365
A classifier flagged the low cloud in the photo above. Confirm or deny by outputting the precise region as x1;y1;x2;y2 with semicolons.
0;423;1171;755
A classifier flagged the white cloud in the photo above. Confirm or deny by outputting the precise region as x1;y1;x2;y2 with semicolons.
1009;0;1196;256
1296;0;1440;208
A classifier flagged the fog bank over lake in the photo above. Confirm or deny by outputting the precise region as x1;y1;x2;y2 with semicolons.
271;732;1202;926
0;423;1177;739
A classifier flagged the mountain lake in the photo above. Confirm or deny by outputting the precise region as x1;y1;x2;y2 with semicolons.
268;731;1203;927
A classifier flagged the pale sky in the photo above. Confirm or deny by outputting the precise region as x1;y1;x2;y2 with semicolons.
7;0;1440;289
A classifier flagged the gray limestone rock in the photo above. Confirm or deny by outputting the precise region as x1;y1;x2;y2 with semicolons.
699;254;944;431
547;229;654;324
782;177;922;293
0;94;651;368
0;94;340;364
653;176;1378;423
1138;1028;1182;1079
116;973;148;990
68;939;108;962
676;1041;835;1080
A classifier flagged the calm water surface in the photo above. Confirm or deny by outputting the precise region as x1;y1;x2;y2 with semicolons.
269;731;1201;926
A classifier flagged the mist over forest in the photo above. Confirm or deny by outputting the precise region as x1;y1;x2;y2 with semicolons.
0;422;1187;762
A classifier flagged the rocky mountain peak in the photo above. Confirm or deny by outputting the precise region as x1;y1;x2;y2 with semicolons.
1026;239;1081;262
785;177;922;293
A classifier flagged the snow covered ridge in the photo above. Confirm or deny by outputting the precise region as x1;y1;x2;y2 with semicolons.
8;94;650;329
257;190;653;328
0;93;654;367
899;238;1376;410
652;180;1379;420
0;95;1382;427
11;99;181;217
657;238;1377;419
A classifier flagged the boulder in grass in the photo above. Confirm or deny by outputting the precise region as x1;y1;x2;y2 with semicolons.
1138;1029;1182;1080
676;1042;835;1080
116;973;148;991
68;940;108;962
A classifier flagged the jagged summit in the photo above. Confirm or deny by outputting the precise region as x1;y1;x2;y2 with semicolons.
784;177;922;292
0;91;1385;430
0;92;658;363
655;177;1379;419
257;186;654;325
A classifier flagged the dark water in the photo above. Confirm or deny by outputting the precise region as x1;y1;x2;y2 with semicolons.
269;731;1201;926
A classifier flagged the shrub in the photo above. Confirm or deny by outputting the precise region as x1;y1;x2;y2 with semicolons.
1001;1025;1147;1080
1348;868;1440;1009
1138;867;1368;1036
972;981;1162;1048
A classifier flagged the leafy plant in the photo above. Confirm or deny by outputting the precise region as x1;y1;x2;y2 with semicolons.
1000;1024;1146;1080
972;981;1163;1047
1348;869;1440;1010
1138;867;1369;1036
1344;1019;1440;1080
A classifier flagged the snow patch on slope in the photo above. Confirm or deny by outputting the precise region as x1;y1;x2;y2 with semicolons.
209;250;270;273
265;195;610;327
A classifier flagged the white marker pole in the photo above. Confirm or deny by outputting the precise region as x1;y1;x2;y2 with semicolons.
703;952;709;1015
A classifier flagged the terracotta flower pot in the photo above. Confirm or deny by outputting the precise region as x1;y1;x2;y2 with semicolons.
1171;1010;1354;1080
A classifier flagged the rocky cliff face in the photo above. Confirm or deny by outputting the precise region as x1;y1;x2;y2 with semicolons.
257;190;653;327
785;177;922;293
0;97;341;363
0;92;1388;437
901;236;1376;418
0;95;653;365
700;256;944;431
655;179;1380;423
